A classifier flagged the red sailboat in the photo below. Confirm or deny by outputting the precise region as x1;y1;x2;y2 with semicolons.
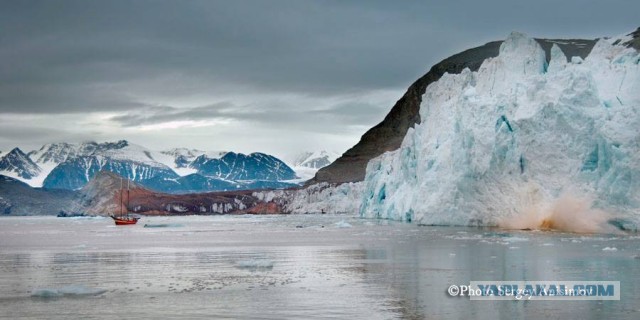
110;178;139;226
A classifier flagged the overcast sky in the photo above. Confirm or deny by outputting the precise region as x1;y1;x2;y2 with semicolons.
1;0;638;159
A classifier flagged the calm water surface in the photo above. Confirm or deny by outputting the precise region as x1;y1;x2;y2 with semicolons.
0;215;639;319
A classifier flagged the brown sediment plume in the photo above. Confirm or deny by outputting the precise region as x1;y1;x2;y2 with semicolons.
500;194;613;233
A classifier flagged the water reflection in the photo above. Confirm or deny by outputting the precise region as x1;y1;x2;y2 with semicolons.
0;216;639;319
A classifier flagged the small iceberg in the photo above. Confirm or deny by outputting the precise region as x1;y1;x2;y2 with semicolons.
31;285;107;298
483;232;512;238
602;247;618;251
502;236;529;243
235;259;274;271
607;218;638;232
335;220;352;228
143;223;184;228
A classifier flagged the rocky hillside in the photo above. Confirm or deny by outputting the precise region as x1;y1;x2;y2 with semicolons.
71;171;286;216
0;175;76;215
309;37;601;185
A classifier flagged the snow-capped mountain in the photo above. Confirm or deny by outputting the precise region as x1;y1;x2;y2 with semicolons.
155;148;227;176
0;148;41;180
291;151;339;169
28;142;84;165
40;140;180;190
160;148;205;169
190;152;297;181
286;150;340;181
43;155;179;190
1;140;298;193
360;31;640;226
27;141;145;185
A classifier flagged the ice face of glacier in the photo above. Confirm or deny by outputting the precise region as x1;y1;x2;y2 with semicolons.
360;32;640;227
254;182;363;214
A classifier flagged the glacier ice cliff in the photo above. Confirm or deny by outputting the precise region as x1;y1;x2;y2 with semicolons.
254;182;363;214
360;32;640;226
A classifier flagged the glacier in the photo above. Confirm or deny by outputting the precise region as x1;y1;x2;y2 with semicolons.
359;32;640;227
254;181;363;214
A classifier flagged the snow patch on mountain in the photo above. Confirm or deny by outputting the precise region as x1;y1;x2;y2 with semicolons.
360;32;640;226
155;148;227;176
0;148;41;181
190;152;297;181
28;142;82;165
291;151;340;169
286;150;340;181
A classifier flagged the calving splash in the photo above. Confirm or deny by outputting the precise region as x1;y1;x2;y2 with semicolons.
498;194;614;233
360;31;640;231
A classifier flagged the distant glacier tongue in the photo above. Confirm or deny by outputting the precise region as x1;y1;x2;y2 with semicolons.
360;32;640;229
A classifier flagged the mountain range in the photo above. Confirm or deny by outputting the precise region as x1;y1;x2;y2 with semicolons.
0;140;305;194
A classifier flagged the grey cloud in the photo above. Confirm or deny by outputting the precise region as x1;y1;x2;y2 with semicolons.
0;123;95;152
1;1;639;154
0;82;151;114
311;102;389;126
108;98;389;133
109;103;233;127
0;126;66;141
3;1;637;115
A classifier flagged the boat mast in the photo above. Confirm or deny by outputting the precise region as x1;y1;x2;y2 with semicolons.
126;179;130;216
119;178;123;218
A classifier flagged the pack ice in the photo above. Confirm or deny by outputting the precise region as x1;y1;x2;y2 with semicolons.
360;32;640;227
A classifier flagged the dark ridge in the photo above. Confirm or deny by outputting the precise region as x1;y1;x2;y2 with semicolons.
0;174;77;215
309;37;598;185
623;27;640;50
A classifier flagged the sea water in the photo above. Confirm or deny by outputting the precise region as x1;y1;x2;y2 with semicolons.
1;215;639;319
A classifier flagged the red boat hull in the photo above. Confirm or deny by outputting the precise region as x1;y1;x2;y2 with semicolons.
111;216;139;225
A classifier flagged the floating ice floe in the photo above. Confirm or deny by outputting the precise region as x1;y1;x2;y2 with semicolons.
31;285;107;298
143;223;185;228
602;247;618;251
236;259;274;270
335;220;353;228
502;236;529;242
